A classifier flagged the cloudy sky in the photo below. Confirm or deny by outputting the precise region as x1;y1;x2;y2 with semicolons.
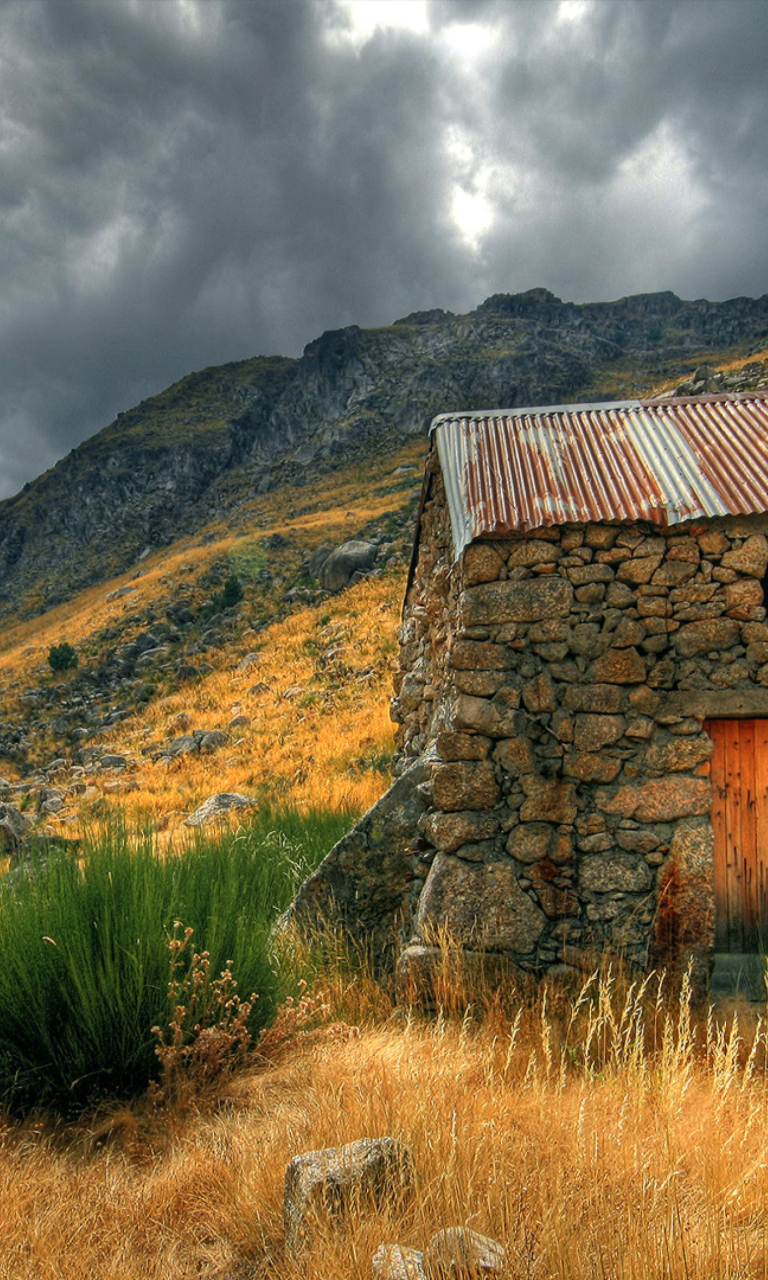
2;0;768;498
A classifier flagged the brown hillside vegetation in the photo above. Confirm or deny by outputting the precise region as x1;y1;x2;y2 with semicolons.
0;439;426;835
0;970;767;1279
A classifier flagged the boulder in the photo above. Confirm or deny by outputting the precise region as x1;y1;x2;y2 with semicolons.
183;792;257;827
166;734;198;757
308;545;334;578
283;1137;415;1251
372;1245;427;1280
425;1227;506;1277
0;804;32;854
319;541;379;592
416;853;546;953
284;758;431;969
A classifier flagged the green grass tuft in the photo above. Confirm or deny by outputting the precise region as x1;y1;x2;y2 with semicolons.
0;807;351;1115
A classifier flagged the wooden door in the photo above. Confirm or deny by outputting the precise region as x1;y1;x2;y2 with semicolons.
707;719;768;952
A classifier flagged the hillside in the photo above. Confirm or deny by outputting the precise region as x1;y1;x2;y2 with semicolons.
3;288;768;621
1;303;768;841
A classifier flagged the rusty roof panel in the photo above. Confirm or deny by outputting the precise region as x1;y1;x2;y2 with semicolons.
431;395;768;561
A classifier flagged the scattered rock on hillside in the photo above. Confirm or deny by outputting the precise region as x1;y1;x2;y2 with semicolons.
0;804;32;853
227;713;250;729
237;652;261;671
372;1245;427;1280
284;1137;415;1252
99;753;127;769
184;792;257;827
424;1228;506;1277
318;540;379;592
308;545;334;578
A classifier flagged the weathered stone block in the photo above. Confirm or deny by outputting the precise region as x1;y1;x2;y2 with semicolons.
579;854;653;893
448;640;515;670
743;622;768;643
573;714;626;751
435;732;491;762
596;777;711;822
561;684;624;713
625;715;654;739
493;736;535;777
674;618;740;656
453;670;506;697
431;761;500;812
617;556;662;585
667;538;701;563
567;564;614;585
451;694;518;738
669;584;717;604
635;536;666;557
520;776;578;823
638;597;673;616
534;879;580;917
521;672;556;712
506;823;550;863
720;534;768;578
612;617;646;647
651;561;697;587
425;810;501;853
644;737;714;773
460;578;573;626
569;623;609;659
585;524;618;549
416;853;546;952
507;540;562;567
462;543;505;585
697;529;730;556
606;581;636;607
725;579;763;615
616;829;662;853
590;647;647;684
564;752;622;783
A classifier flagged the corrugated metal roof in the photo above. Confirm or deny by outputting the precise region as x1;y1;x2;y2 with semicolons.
430;394;768;561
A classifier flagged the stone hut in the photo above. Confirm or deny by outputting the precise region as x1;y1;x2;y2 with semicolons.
390;393;768;990
290;393;768;992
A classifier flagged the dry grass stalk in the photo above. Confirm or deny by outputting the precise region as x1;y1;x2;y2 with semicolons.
0;969;764;1278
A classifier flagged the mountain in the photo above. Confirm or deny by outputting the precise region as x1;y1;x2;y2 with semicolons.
3;288;768;622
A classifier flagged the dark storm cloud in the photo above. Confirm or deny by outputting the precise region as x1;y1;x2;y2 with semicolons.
1;0;768;498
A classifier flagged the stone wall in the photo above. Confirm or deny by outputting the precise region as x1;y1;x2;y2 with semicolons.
392;465;768;985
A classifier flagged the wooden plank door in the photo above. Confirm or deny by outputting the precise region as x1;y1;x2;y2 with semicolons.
707;719;768;952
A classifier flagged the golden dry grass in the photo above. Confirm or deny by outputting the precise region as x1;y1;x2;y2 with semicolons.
0;438;425;830
0;970;767;1279
73;569;403;836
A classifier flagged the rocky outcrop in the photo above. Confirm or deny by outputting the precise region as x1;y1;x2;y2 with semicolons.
318;540;379;592
3;289;768;620
283;758;432;967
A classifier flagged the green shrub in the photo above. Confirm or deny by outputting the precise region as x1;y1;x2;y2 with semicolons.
47;642;78;672
218;574;244;609
0;807;351;1115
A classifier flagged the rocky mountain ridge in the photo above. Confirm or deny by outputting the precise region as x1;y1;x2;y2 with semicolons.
3;287;768;620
